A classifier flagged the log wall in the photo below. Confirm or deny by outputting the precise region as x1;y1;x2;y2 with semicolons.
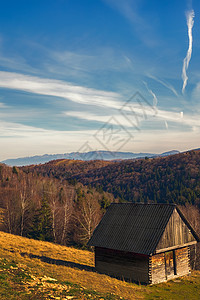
151;253;166;284
151;246;190;284
95;246;190;284
95;247;149;284
175;247;190;276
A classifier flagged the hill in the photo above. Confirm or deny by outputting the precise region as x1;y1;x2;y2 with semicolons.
19;150;200;270
22;159;114;181
24;150;200;206
0;231;200;300
1;150;180;166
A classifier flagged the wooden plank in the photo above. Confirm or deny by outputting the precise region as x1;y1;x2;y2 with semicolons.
155;241;197;253
175;247;190;276
156;208;196;252
95;247;149;284
151;253;166;284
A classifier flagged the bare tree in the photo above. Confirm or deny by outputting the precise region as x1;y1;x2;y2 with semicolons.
19;176;32;236
60;186;74;245
43;181;58;243
4;187;19;234
74;191;102;245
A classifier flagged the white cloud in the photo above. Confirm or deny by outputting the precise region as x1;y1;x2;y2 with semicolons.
65;106;200;130
46;47;134;80
0;120;97;160
0;102;8;108
130;130;200;153
0;71;198;132
182;10;195;94
143;81;158;107
192;82;200;99
0;71;121;109
0;111;199;161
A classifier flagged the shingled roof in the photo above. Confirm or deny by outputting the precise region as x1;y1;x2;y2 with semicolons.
88;203;199;255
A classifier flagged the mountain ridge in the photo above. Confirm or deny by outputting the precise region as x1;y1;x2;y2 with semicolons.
1;149;180;166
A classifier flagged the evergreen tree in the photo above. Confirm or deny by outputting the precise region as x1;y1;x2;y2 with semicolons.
29;195;53;242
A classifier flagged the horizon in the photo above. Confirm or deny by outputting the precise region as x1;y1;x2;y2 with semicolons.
0;1;200;160
1;148;196;164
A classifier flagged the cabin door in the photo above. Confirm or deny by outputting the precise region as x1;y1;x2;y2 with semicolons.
165;251;176;279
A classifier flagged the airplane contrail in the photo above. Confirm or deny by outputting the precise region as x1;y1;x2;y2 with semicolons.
147;74;178;97
143;81;158;107
182;10;195;94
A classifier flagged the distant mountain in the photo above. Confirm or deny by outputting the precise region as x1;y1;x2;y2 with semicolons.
1;150;180;166
159;150;180;157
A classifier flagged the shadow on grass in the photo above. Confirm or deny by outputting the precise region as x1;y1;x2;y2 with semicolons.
18;251;146;284
20;252;96;272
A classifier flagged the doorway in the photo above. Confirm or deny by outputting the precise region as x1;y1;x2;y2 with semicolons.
165;250;177;278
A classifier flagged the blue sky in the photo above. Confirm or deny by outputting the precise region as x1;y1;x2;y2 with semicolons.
0;0;200;160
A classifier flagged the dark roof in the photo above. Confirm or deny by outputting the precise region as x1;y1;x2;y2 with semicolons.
88;203;199;255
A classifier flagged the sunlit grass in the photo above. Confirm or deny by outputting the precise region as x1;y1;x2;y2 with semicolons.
0;231;143;299
0;231;199;299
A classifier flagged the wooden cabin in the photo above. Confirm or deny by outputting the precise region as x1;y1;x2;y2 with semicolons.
88;203;200;284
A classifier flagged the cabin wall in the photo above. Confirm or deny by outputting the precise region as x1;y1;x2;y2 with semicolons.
151;246;190;284
175;247;190;276
156;209;196;252
151;253;166;284
95;247;149;284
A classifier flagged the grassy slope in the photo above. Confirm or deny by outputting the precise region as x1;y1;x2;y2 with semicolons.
0;232;200;300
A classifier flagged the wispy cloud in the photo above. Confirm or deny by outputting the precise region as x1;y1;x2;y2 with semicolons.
0;116;199;161
182;10;195;94
65;106;200;130
143;81;158;107
0;50;37;74
1;71;199;132
192;81;200;101
64;111;134;127
0;71;121;109
47;47;133;80
0;120;97;160
147;74;178;97
0;102;8;108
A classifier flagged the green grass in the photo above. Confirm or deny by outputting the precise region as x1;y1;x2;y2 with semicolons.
145;274;200;299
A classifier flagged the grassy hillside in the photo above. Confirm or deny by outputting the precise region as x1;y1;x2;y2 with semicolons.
0;231;200;300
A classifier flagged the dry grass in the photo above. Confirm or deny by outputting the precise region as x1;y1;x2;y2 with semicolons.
55;160;83;166
0;231;144;299
0;231;200;299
